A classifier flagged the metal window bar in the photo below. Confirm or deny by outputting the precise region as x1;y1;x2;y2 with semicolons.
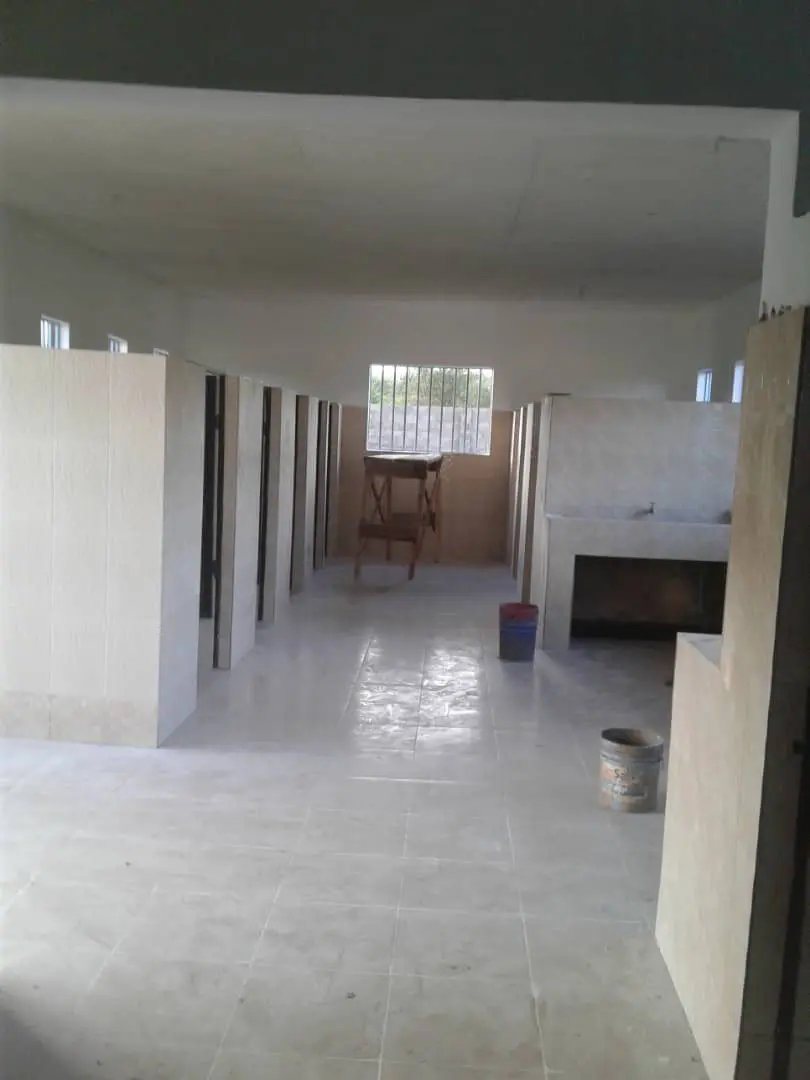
414;366;422;453
391;365;398;450
463;367;471;451
449;367;458;452
427;367;435;454
475;369;483;452
438;367;446;451
367;363;492;454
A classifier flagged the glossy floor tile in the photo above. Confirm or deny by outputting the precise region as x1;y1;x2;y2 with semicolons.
0;565;705;1079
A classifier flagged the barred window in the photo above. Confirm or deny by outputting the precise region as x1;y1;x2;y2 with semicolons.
108;335;128;353
366;365;494;455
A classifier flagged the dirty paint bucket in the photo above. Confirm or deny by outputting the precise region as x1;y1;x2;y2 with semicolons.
599;728;664;813
499;603;539;661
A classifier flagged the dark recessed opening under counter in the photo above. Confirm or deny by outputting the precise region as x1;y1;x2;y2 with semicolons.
571;555;727;641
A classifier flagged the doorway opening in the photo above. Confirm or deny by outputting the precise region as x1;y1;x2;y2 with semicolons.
314;400;329;571
199;373;226;679
256;386;272;622
290;395;303;593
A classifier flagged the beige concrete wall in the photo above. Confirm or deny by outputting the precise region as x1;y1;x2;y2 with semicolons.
335;406;511;566
157;357;205;743
657;309;810;1080
0;345;166;746
259;386;296;624
219;375;263;668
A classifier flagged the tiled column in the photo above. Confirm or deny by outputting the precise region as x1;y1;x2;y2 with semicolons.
658;309;810;1080
218;375;263;669
290;395;318;595
258;386;296;625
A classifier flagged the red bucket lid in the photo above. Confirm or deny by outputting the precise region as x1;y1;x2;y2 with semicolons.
499;603;539;620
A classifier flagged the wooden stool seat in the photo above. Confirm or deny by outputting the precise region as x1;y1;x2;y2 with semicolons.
354;454;444;580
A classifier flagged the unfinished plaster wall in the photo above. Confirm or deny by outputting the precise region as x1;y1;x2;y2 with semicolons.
0;346;167;746
657;310;810;1080
219;376;263;668
157;357;205;743
335;406;511;566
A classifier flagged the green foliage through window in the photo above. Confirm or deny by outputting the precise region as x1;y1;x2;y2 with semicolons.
366;364;494;455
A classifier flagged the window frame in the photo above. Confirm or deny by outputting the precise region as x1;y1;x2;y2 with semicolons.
365;363;494;456
732;360;744;404
108;335;128;354
40;315;70;349
696;368;713;403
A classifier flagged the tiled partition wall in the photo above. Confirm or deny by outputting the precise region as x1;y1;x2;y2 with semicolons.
219;376;263;669
658;309;810;1080
0;345;204;747
541;398;742;520
157;357;206;743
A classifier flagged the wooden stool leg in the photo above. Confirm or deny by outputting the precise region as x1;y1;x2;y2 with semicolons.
385;477;392;562
433;476;442;563
354;538;366;580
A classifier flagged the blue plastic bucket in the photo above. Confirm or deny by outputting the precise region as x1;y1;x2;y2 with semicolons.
499;602;539;661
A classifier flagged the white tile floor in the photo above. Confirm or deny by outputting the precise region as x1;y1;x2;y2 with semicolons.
0;566;707;1080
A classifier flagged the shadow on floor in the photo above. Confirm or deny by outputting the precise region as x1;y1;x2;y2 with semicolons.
0;1006;82;1080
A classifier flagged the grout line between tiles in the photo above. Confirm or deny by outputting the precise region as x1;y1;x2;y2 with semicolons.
205;808;307;1080
376;818;406;1080
506;801;550;1080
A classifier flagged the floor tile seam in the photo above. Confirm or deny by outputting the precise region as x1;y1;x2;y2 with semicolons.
206;812;308;1080
376;838;407;1080
284;851;516;869
269;806;312;907
508;803;551;1080
81;882;160;1000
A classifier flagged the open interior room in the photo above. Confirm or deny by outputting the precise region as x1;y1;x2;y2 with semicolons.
1;11;809;1077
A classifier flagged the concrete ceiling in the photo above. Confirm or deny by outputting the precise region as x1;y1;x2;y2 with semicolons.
0;80;776;302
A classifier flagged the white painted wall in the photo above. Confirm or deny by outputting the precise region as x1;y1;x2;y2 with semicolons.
0;202;759;414
701;282;761;400
761;118;810;309
186;291;713;408
0;206;190;356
